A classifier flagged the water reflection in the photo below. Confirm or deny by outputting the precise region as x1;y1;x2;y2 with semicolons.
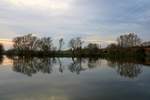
57;58;64;73
108;60;142;79
5;57;149;79
13;57;56;76
88;58;101;69
117;63;142;79
68;58;86;74
0;56;3;65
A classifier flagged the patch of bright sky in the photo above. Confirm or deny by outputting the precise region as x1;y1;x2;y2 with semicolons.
0;0;150;49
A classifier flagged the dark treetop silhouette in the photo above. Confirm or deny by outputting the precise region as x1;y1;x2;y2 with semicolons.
1;32;149;59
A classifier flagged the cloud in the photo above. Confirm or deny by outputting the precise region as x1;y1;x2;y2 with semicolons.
4;0;73;12
82;34;117;48
0;0;149;49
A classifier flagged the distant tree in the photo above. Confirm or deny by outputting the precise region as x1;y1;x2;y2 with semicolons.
87;43;99;50
59;38;64;51
13;34;37;51
117;33;141;48
86;43;99;54
0;43;4;54
69;38;75;51
38;37;53;52
107;43;118;49
13;34;54;52
69;37;83;55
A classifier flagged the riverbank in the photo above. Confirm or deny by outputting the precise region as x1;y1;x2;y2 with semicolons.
4;47;149;57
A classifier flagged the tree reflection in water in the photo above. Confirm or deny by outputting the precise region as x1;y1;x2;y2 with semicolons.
0;56;3;65
13;57;56;76
57;58;64;73
88;58;101;69
117;63;142;79
11;57;144;78
68;58;86;74
108;60;143;79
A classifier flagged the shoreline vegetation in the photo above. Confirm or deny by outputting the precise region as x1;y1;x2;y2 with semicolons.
0;33;149;61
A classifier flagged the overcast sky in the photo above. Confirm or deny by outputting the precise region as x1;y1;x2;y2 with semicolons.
0;0;150;49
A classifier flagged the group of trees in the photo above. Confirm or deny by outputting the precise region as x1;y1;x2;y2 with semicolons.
69;37;84;56
105;33;146;58
13;34;55;52
107;33;142;49
117;33;141;48
0;32;147;57
11;33;146;52
9;34;101;56
87;43;100;51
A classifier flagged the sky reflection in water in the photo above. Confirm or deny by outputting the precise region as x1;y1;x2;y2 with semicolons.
0;57;150;100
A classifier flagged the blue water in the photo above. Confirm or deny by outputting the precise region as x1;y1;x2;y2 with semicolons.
0;57;150;100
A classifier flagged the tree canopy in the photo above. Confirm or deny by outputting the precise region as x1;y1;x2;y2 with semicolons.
13;34;54;52
117;33;141;48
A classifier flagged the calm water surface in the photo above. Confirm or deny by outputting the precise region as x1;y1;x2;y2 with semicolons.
0;57;150;100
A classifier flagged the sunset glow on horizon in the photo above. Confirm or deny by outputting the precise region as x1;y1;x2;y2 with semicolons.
0;39;13;49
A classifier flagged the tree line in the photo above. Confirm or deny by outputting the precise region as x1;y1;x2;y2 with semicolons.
0;32;149;57
107;33;142;49
5;34;100;57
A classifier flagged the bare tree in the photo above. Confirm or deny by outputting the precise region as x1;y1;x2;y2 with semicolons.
38;37;53;52
69;37;83;50
117;33;141;48
13;34;37;51
13;34;54;53
59;38;64;51
86;43;99;54
69;37;83;55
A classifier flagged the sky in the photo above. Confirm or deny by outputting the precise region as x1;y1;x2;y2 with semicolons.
0;0;150;49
